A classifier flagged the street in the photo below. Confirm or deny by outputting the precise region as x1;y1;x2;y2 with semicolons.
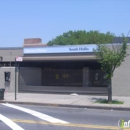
0;103;130;130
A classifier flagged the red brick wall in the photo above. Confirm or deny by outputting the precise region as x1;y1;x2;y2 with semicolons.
24;38;42;44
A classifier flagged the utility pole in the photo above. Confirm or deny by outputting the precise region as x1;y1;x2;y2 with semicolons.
15;57;22;100
15;58;17;100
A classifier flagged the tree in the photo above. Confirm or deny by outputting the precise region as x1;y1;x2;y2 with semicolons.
47;30;114;45
94;36;128;103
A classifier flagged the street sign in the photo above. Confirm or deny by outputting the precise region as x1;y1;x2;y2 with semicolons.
16;57;23;61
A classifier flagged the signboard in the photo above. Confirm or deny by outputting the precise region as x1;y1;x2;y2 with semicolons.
23;45;97;54
16;57;23;61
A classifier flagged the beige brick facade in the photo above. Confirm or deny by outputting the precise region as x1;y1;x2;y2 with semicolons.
112;46;130;96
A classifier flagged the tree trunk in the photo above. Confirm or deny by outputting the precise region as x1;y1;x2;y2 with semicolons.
108;79;112;103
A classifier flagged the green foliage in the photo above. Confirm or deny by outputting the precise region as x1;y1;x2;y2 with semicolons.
94;36;128;79
95;99;124;104
47;30;114;46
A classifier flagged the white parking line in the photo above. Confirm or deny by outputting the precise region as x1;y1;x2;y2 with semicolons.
0;114;24;130
2;103;69;124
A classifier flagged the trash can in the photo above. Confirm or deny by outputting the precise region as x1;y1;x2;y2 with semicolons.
0;88;5;100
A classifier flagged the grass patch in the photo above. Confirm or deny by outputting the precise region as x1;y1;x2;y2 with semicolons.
95;99;124;104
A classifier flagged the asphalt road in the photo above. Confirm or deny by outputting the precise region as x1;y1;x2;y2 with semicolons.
0;103;130;130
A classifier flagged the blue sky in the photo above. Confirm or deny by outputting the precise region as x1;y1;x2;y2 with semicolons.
0;0;130;47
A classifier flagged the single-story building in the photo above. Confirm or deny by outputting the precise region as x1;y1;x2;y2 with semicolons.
0;38;130;96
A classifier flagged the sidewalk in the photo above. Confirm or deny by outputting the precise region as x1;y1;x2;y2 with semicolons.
0;92;130;111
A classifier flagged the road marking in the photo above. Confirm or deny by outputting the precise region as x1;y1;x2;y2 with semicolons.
2;103;69;124
0;114;24;130
11;119;119;130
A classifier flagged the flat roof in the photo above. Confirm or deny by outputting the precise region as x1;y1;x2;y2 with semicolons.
0;47;23;50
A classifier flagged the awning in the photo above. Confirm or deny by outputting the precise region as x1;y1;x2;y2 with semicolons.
22;55;97;61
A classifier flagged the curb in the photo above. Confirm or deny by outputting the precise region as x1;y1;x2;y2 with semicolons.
0;100;130;111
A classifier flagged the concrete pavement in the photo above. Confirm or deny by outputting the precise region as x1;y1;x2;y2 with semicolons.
0;92;130;111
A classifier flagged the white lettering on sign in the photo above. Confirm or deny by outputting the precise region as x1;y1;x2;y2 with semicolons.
24;48;47;53
23;45;97;54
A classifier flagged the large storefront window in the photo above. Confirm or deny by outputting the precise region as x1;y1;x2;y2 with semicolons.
42;68;83;86
89;70;107;87
19;61;107;87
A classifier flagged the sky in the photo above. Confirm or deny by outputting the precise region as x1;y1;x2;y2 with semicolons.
0;0;130;47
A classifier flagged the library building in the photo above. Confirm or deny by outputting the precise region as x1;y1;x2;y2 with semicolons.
0;38;130;96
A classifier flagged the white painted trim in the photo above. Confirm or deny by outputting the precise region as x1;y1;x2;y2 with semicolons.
0;114;24;130
2;103;69;124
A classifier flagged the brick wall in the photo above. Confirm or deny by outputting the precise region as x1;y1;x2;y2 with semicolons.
24;38;42;44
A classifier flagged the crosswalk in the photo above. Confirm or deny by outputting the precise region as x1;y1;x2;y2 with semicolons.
2;103;69;124
0;103;119;130
0;103;69;130
0;114;24;130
